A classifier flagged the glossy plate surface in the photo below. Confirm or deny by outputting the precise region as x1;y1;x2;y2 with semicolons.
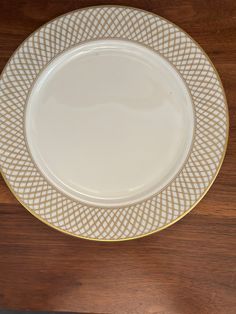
0;6;228;241
26;40;194;206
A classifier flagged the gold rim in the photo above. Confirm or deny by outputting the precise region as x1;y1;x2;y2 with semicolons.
0;5;229;241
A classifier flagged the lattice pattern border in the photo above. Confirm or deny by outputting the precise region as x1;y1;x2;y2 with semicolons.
0;6;228;241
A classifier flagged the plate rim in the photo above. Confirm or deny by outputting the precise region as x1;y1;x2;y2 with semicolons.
0;5;229;241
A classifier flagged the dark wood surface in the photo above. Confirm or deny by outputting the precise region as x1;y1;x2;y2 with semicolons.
0;1;235;313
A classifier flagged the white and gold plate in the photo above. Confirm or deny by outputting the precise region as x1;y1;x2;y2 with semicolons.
0;6;228;241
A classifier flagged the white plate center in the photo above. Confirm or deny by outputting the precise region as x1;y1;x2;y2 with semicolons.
26;40;194;206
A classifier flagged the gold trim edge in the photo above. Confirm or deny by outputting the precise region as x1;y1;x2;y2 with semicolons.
0;5;229;242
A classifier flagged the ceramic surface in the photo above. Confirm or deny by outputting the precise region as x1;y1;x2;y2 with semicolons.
26;40;194;206
0;6;228;241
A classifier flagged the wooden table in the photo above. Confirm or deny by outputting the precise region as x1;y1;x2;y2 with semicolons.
0;1;235;313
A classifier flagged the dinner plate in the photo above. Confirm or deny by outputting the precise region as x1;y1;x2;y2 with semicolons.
0;6;228;241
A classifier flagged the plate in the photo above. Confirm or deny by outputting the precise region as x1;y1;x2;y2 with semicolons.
0;6;228;241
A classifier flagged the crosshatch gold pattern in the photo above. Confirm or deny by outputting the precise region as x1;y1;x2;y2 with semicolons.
0;6;228;241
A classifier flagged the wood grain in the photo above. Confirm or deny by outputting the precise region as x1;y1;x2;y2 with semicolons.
0;1;236;313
